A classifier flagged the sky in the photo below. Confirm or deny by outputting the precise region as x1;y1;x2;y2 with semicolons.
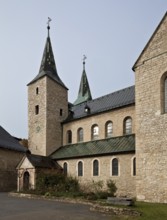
0;0;167;138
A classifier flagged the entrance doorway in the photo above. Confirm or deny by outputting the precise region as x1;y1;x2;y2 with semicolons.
23;171;30;190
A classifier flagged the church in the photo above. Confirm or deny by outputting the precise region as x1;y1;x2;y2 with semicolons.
17;12;167;203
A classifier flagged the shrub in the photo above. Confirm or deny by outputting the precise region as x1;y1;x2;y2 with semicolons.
106;179;117;196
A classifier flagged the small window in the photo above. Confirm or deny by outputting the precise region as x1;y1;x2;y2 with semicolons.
91;124;99;140
63;162;68;176
60;109;63;116
78;161;83;176
35;105;39;115
77;128;83;142
36;87;39;95
112;158;119;176
66;130;72;144
105;121;113;138
93;159;99;176
123;117;132;135
133;157;136;176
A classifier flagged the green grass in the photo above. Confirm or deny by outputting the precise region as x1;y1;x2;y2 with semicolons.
109;202;167;220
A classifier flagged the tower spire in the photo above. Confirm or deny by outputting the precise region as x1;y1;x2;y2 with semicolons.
27;18;67;89
73;55;92;105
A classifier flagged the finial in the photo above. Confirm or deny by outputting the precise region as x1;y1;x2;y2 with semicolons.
47;17;52;37
83;55;87;70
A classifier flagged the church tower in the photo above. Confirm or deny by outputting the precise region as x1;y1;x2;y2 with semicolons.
27;20;68;156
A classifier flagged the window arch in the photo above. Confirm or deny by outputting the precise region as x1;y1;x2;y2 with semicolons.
63;162;68;176
91;124;99;140
112;158;119;176
123;117;132;135
93;159;99;176
66;130;72;144
77;128;83;142
105;121;113;138
78;161;83;176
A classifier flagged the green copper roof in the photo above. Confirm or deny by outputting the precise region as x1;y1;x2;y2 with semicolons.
28;26;67;89
73;61;92;105
51;134;135;160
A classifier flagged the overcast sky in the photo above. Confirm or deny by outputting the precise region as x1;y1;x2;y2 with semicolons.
0;0;166;138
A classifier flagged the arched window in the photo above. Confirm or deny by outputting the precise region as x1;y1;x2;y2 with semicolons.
93;159;99;176
66;130;72;144
123;117;132;135
105;121;113;138
133;157;136;176
77;128;83;142
91;124;99;140
164;77;167;113
112;158;119;176
78;161;83;176
63;162;68;176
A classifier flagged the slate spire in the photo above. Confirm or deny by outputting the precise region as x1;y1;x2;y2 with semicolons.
73;56;92;105
28;19;67;89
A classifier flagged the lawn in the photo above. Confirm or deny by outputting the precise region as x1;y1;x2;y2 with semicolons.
110;202;167;220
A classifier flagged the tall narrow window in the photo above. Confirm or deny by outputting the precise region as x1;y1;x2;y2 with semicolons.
77;128;83;142
36;87;39;95
164;77;167;113
112;158;119;176
63;162;68;176
78;161;83;176
35;105;39;115
66;130;72;144
60;109;63;116
133;157;136;176
123;117;132;135
105;121;113;138
91;124;99;140
93;159;99;176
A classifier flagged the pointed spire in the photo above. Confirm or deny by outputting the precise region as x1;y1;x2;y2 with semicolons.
73;55;92;105
28;18;67;89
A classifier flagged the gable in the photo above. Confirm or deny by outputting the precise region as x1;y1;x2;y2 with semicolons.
17;156;34;169
133;12;167;70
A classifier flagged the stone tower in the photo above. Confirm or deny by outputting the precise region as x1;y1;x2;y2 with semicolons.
133;12;167;203
27;22;68;156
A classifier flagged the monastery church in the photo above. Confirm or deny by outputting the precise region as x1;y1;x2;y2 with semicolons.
1;12;167;203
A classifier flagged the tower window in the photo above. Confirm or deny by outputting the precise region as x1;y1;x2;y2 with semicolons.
35;105;39;115
60;109;63;116
133;157;136;176
36;87;39;95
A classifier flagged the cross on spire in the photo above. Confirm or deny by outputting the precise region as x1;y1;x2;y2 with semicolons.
47;17;52;37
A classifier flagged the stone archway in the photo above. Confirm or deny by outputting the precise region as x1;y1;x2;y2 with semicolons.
23;171;30;190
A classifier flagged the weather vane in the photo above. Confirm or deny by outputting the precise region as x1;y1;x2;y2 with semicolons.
83;55;87;63
47;17;52;26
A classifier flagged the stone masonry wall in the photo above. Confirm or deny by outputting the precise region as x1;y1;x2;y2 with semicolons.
57;154;136;198
63;105;135;145
0;148;24;191
135;15;167;203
